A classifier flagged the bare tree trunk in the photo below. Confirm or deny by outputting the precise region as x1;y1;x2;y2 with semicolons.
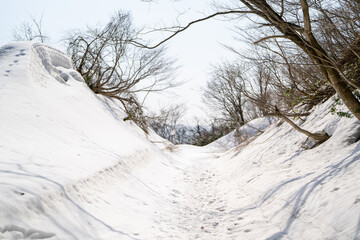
275;114;329;141
327;68;360;119
246;0;360;120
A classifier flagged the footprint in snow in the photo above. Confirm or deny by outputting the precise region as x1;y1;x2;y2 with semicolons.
216;208;225;212
13;190;24;196
15;51;26;57
172;189;181;195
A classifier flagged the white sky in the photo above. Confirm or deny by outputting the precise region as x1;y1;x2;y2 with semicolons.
0;0;242;124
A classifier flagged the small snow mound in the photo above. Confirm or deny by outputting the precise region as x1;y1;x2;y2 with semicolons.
0;225;55;239
207;117;277;150
32;43;84;83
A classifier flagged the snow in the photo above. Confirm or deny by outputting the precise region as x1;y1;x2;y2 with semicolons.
207;117;277;151
199;100;360;239
0;42;360;239
0;42;183;239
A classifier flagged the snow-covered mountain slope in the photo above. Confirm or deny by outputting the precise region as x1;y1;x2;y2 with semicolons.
0;42;359;240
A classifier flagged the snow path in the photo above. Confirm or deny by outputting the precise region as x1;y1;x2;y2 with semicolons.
160;146;282;240
160;139;360;240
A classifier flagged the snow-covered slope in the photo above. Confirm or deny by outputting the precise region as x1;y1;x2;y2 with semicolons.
197;98;360;239
207;117;276;151
0;42;187;240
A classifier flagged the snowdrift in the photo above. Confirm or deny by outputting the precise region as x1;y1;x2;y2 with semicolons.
0;42;186;239
200;97;360;239
207;117;276;151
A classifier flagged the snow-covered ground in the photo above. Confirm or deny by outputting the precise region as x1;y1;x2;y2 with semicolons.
207;117;276;151
0;42;359;239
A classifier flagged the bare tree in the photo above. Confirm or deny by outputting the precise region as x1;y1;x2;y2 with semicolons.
188;118;234;146
147;104;186;143
204;62;251;128
220;0;360;119
65;11;178;131
207;54;330;141
236;42;336;112
133;0;360;120
13;15;48;43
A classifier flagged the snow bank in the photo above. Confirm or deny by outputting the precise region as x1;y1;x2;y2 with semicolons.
0;42;186;239
207;116;276;151
198;97;360;239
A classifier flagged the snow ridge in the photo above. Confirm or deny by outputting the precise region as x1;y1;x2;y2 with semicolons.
31;43;84;84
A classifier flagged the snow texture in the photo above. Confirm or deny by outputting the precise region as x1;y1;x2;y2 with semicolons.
0;42;359;240
207;117;277;151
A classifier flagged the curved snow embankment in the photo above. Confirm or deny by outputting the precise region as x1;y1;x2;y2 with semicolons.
0;42;186;239
0;42;83;85
198;98;360;240
31;43;84;84
206;116;277;151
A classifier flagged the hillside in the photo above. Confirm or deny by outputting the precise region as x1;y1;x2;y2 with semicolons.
0;42;359;239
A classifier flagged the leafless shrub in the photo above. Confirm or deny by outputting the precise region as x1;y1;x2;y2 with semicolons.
13;15;49;43
65;11;178;132
147;104;186;143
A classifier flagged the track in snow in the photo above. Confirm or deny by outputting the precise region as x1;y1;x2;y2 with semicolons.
160;146;282;240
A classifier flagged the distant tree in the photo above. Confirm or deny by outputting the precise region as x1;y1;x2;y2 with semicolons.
13;15;49;43
189;118;234;146
227;59;330;141
147;104;186;143
204;62;247;129
147;104;235;146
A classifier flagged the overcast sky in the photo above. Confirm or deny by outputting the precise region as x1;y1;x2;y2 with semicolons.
0;0;242;124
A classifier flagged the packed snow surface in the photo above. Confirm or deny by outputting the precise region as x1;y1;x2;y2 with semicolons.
0;42;360;240
207;117;276;151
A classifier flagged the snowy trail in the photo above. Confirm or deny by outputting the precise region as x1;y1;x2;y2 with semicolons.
162;138;360;240
163;146;282;240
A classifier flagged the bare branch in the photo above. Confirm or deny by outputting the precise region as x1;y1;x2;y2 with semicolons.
131;10;257;49
254;35;286;44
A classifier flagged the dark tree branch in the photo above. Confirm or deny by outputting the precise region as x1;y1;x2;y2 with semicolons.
131;10;258;49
